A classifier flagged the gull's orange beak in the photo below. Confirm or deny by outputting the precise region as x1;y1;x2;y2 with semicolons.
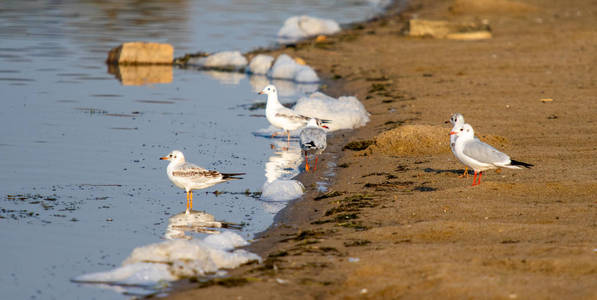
258;91;264;95
159;156;169;160
449;131;457;135
322;125;329;129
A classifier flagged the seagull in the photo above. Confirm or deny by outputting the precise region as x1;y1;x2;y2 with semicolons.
450;124;533;186
160;150;245;214
448;113;469;177
299;118;327;171
258;84;328;142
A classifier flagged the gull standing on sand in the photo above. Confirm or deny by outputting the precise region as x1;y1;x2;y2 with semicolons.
259;84;327;142
449;113;469;177
299;118;327;172
160;150;245;214
450;124;533;186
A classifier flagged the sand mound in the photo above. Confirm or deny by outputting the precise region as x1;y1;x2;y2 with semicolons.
371;125;449;156
370;125;508;156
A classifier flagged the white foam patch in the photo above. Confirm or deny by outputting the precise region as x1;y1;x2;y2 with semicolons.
293;92;370;131
278;15;341;43
268;54;319;83
261;179;304;202
73;263;175;286
188;51;248;70
248;54;274;75
73;231;260;286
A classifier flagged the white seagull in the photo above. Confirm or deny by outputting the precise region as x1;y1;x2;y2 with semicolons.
450;124;533;186
448;113;469;177
299;118;328;172
259;84;328;142
160;150;245;214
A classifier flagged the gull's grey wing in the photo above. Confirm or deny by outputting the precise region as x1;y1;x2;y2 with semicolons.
172;162;223;181
275;106;310;122
462;139;510;164
275;112;310;123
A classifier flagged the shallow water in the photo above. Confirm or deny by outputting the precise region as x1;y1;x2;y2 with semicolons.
0;1;381;299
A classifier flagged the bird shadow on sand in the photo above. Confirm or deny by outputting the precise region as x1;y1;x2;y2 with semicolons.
424;167;473;176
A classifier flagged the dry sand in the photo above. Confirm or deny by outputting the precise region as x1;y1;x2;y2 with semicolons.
169;0;597;298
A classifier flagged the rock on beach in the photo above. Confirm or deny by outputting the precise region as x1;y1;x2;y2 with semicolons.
106;42;173;64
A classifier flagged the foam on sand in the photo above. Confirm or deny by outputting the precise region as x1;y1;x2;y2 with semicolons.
268;54;319;83
293;92;370;131
187;51;248;70
248;54;274;75
73;231;260;287
278;15;341;43
261;179;305;203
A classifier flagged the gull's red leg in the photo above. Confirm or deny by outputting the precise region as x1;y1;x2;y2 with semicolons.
478;172;483;185
314;156;319;171
305;152;310;172
472;171;478;186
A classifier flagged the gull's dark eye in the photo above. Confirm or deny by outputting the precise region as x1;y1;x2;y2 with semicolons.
460;128;463;131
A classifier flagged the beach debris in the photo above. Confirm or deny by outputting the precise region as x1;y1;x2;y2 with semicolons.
348;257;360;263
187;51;248;71
407;19;492;40
541;98;553;103
315;35;327;42
106;42;173;64
277;15;341;44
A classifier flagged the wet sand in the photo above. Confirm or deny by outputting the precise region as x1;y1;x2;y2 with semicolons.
169;0;597;298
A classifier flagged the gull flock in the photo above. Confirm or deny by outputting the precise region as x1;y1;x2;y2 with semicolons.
77;12;532;293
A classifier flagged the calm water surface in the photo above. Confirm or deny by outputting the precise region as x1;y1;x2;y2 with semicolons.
0;1;382;299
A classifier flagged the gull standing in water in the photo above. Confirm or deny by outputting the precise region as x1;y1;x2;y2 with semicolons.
449;113;469;177
259;84;328;142
450;124;533;186
299;118;327;172
160;150;245;214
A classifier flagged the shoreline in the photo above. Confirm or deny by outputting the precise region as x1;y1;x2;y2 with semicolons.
170;0;597;298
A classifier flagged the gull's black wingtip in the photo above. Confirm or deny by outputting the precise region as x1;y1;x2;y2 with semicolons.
510;160;534;168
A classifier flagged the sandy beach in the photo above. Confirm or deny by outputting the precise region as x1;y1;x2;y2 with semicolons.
169;0;597;298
